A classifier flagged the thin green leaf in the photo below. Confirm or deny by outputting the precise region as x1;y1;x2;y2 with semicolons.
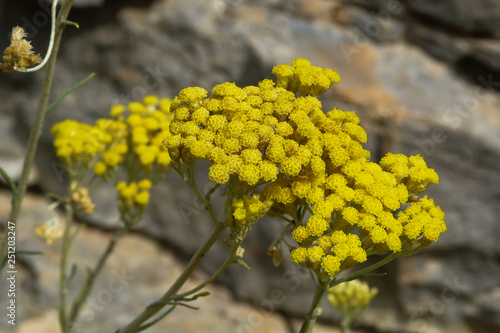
136;305;177;332
60;20;79;28
0;165;17;194
45;73;95;116
173;291;211;302
16;250;44;256
333;272;387;287
69;224;86;244
357;272;387;279
235;258;251;270
192;291;211;299
175;302;199;310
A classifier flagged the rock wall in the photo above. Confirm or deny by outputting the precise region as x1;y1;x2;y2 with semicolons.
1;1;499;332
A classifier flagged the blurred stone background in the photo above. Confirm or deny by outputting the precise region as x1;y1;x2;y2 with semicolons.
1;0;500;332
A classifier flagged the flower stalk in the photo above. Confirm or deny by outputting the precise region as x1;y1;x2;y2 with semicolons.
57;190;126;332
300;283;328;333
23;0;58;73
0;0;75;273
117;220;229;333
340;315;353;333
58;199;73;333
68;227;127;324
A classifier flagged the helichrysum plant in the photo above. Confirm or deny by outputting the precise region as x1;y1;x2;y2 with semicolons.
0;1;446;328
165;58;445;270
157;57;446;333
4;47;444;332
328;280;378;333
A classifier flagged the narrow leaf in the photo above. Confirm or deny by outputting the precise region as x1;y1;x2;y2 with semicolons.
136;305;177;332
45;73;95;116
235;258;251;270
16;250;44;256
60;20;80;28
0;165;17;194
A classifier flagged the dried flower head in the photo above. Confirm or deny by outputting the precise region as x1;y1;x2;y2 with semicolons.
70;182;95;215
35;203;64;245
0;27;42;73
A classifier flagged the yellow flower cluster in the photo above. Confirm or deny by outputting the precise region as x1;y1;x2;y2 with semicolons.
52;96;173;222
291;230;367;275
164;58;340;186
52;120;110;167
287;149;443;276
380;153;439;195
273;59;340;96
232;194;273;228
92;96;172;176
117;179;151;208
327;280;378;315
163;58;445;277
0;27;42;72
53;96;172;173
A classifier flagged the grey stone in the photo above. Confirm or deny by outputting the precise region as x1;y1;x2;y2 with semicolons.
470;40;500;72
343;5;406;43
349;0;500;74
405;0;500;37
397;253;500;332
1;0;500;332
406;24;471;63
0;191;294;333
0;113;38;185
468;287;500;331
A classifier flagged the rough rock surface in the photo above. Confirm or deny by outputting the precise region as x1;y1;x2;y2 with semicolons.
342;0;500;89
0;192;297;333
1;0;499;332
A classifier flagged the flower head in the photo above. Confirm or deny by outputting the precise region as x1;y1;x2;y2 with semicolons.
35;203;64;245
162;58;445;277
52;96;173;226
0;27;42;72
328;280;378;319
70;183;95;215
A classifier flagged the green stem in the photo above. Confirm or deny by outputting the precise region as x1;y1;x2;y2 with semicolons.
117;221;229;333
205;184;220;201
0;0;75;273
185;166;219;226
300;282;328;333
68;227;126;324
340;315;352;333
59;200;73;333
175;237;242;300
135;305;177;332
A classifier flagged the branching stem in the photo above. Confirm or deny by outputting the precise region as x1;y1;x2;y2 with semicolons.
0;0;75;273
117;221;228;333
